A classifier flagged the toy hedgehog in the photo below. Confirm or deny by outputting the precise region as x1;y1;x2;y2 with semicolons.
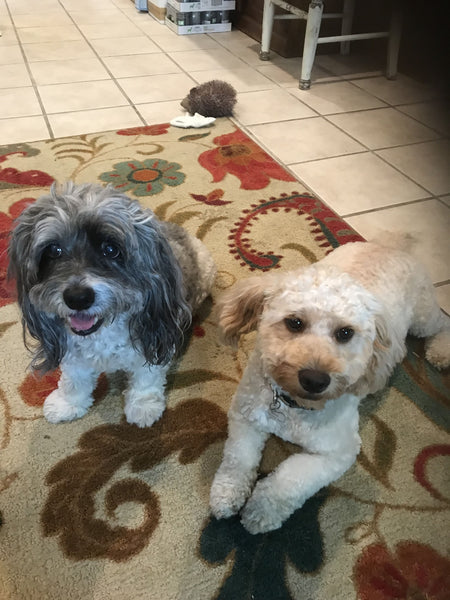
181;80;237;117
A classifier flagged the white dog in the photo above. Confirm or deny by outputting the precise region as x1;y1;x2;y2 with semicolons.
210;241;449;534
8;182;216;427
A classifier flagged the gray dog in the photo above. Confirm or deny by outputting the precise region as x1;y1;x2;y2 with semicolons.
8;182;216;427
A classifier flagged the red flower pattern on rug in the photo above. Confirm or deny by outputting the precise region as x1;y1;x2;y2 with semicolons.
198;129;296;190
354;542;450;600
190;189;231;206
0;197;36;307
229;192;364;270
116;124;170;136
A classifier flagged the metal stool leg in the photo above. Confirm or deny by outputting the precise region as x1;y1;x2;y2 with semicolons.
260;0;276;61
300;0;324;89
340;0;355;55
386;0;403;79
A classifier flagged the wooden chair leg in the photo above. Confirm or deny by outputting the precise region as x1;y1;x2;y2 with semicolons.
340;0;355;55
386;0;403;79
260;0;276;60
300;0;324;89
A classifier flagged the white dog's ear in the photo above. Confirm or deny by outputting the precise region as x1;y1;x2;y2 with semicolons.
351;312;393;396
218;276;270;346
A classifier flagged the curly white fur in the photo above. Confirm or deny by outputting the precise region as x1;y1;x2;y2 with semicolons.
8;182;216;427
210;241;449;534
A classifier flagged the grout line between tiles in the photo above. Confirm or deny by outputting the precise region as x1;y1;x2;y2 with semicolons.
5;1;54;138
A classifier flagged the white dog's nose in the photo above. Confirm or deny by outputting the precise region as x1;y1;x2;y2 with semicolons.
63;285;95;311
298;369;330;394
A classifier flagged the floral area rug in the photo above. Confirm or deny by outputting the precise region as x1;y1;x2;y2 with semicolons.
0;119;449;600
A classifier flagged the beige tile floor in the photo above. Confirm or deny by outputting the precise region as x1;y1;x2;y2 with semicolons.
1;0;449;311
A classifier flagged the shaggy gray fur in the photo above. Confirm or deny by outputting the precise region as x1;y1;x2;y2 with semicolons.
8;182;215;372
181;80;237;117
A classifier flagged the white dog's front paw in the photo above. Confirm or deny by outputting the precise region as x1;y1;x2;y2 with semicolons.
124;391;166;428
425;331;450;370
43;389;91;424
210;473;252;519
241;480;292;534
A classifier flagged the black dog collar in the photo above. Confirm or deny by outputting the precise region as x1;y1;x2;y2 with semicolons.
268;381;316;412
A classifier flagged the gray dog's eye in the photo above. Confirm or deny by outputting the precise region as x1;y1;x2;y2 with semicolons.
335;327;354;343
284;317;305;333
44;243;63;259
101;241;121;259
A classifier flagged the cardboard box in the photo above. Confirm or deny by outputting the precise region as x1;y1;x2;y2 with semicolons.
165;18;232;34
147;0;167;22
168;1;235;11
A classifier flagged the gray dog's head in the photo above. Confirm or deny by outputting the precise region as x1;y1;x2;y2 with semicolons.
8;182;191;372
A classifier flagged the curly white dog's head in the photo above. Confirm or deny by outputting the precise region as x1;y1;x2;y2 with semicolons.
218;265;391;409
8;182;191;372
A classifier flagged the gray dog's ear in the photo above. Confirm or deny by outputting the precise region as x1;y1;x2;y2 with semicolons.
127;214;192;366
217;276;272;347
8;202;67;372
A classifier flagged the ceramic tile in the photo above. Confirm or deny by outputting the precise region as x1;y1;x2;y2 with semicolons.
290;152;429;216
396;101;450;137
0;63;31;88
12;12;72;27
0;24;18;44
60;0;111;10
314;53;384;78
435;284;450;315
151;33;222;53
346;200;450;284
90;36;162;56
7;0;64;15
48;106;143;138
0;45;24;65
257;56;338;87
376;140;450;197
23;40;95;62
29;57;110;85
235;88;316;125
134;19;170;37
191;68;278;94
209;32;262;66
209;30;260;49
138;100;188;124
38;80;127;113
69;9;124;24
17;25;82;43
168;48;245;72
287;81;387;115
0;115;50;143
103;54;181;78
352;74;442;105
117;73;196;104
328;108;440;149
78;21;144;40
248;117;364;164
0;86;41;118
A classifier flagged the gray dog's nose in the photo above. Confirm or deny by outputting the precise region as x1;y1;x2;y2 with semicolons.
298;369;331;394
63;286;95;311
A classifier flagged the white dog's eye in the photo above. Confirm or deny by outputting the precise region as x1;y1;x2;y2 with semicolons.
44;243;63;259
284;317;305;333
101;241;121;259
335;327;355;343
